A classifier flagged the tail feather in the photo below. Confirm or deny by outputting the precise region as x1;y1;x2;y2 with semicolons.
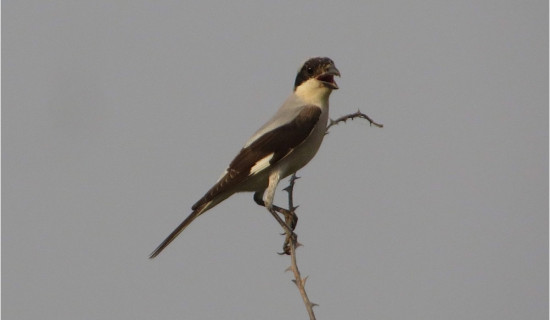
149;204;208;259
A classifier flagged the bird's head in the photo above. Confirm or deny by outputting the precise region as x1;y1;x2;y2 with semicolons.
294;57;340;91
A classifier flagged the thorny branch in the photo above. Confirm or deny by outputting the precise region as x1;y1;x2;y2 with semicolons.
283;174;317;320
326;109;384;132
274;111;382;320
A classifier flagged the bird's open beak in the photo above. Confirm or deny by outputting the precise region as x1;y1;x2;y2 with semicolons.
317;65;341;90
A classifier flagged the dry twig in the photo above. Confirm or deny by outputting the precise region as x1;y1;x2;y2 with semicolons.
326;109;384;132
283;174;317;320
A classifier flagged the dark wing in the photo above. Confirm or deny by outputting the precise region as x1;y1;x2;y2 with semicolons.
192;105;321;210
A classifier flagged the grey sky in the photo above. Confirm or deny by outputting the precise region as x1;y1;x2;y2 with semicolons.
3;1;548;319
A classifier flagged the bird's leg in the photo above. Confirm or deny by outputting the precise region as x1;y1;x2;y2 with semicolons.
259;173;297;255
254;191;297;255
253;191;298;230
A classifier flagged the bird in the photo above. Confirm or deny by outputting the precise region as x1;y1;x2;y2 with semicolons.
150;57;340;258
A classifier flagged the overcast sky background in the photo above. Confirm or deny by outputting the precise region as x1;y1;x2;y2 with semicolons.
3;1;548;319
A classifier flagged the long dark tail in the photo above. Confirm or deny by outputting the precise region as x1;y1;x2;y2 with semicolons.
149;203;209;259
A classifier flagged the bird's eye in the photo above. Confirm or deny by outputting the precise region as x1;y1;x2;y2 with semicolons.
306;66;314;75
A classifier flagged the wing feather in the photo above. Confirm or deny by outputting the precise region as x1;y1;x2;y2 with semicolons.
191;105;321;210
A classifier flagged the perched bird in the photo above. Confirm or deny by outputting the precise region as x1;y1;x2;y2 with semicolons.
150;57;340;258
